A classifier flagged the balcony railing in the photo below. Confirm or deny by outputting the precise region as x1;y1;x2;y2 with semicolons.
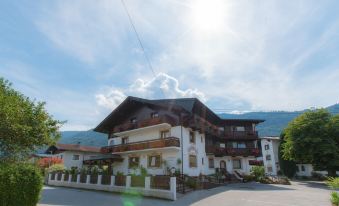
221;131;258;140
205;146;260;157
101;137;180;153
113;115;177;133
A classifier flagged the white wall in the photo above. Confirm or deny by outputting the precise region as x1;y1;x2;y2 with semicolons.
112;149;180;176
54;151;100;169
110;124;171;145
108;125;257;176
261;138;280;175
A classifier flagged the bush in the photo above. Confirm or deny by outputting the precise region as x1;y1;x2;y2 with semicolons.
0;163;43;206
45;164;64;173
331;192;339;206
243;174;256;182
250;166;265;181
327;177;339;189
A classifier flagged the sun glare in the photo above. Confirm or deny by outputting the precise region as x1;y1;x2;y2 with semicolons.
189;0;227;33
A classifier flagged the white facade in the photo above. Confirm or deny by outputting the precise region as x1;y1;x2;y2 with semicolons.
109;125;257;176
53;151;100;169
260;136;280;175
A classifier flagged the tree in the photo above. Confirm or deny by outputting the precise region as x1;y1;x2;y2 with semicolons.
0;78;63;161
281;109;339;177
278;131;297;178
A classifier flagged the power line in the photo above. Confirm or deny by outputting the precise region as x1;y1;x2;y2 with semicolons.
120;0;167;96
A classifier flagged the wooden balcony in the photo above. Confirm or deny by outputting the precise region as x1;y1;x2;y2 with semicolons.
101;137;180;154
205;146;260;157
221;131;259;140
113;115;177;133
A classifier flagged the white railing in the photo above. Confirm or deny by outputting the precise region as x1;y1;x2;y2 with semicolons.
48;173;176;201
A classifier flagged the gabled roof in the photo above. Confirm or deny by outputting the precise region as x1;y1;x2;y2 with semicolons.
94;96;265;134
45;143;101;154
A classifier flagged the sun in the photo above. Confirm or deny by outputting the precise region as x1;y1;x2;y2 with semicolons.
189;0;227;33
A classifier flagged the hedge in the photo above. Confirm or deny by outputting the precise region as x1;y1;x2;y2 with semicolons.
0;163;43;206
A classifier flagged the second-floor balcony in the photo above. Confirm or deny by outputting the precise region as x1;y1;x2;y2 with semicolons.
101;137;180;154
206;146;260;157
113;115;177;133
221;131;259;140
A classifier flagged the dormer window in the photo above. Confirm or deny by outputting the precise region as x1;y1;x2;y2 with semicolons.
151;112;159;118
130;117;137;123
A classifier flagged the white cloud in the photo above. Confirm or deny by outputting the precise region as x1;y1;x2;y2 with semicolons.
35;0;339;112
95;73;206;110
95;89;126;110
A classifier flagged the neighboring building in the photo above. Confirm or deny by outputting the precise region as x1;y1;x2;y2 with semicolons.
260;136;280;175
45;143;101;169
94;96;264;177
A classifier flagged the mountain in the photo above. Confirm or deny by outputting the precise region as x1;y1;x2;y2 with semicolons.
59;130;107;147
59;104;339;146
219;103;339;137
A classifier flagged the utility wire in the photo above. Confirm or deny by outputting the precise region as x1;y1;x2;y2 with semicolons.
121;0;167;97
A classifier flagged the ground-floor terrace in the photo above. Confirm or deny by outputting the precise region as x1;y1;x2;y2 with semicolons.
39;181;331;206
84;147;259;177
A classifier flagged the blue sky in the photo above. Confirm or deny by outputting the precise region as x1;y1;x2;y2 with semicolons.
0;0;338;131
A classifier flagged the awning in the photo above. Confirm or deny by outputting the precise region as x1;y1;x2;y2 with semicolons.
83;154;123;165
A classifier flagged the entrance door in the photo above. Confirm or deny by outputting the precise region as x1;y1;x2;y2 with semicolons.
220;160;226;170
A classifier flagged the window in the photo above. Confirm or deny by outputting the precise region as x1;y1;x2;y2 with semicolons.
130;117;137;123
122;137;128;144
234;126;245;131
220;143;225;148
202;157;204;165
148;155;161;168
266;155;271;161
60;155;63;159
128;156;140;168
150;112;159;118
208;158;214;168
301;165;305;171
109;139;115;146
232;159;241;169
267;167;273;172
72;155;80;160
237;142;246;148
264;145;270;150
160;130;170;139
189;131;195;143
189;155;197;167
201;136;203;143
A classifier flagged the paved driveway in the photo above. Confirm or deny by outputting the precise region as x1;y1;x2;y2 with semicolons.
39;181;331;206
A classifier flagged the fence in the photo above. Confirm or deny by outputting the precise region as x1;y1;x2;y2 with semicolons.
48;173;176;201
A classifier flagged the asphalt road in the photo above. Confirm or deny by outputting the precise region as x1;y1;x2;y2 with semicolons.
39;181;331;206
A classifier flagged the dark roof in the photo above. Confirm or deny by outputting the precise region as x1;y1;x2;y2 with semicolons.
94;96;265;133
45;143;101;154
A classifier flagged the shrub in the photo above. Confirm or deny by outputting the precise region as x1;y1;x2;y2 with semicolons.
0;163;43;206
250;166;265;181
185;178;198;189
327;177;339;189
243;174;256;182
331;192;339;206
45;164;64;173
